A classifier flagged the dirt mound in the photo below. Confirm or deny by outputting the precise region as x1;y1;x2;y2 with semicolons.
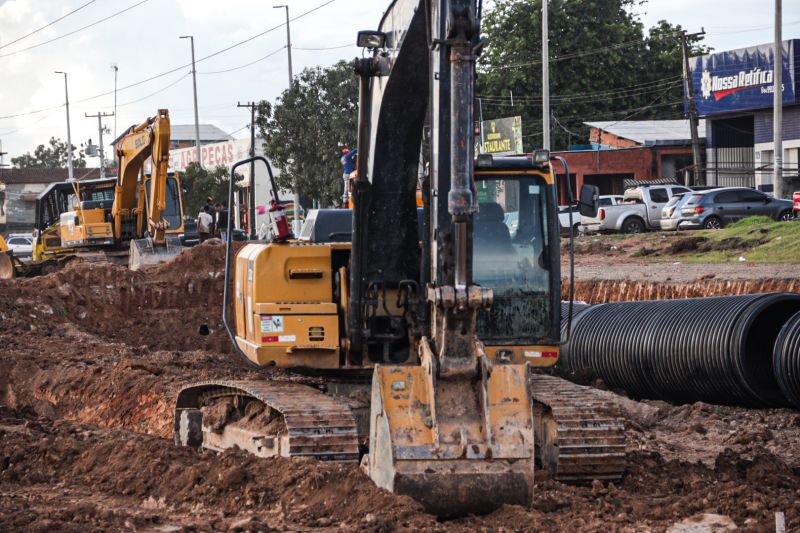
565;278;800;303
0;407;436;532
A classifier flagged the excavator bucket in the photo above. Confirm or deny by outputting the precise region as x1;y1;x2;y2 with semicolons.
129;235;184;271
0;253;16;280
366;339;535;518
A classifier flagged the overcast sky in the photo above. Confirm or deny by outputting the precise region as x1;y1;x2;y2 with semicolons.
0;0;798;166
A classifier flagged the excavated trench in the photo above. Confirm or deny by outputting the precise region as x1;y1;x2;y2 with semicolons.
3;242;800;530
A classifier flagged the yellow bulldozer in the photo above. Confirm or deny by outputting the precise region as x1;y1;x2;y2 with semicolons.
175;0;624;517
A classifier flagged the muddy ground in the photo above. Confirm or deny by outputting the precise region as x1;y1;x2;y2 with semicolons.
2;241;799;531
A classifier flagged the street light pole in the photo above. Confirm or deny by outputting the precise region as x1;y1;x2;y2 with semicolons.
54;71;74;181
273;5;293;85
180;35;202;167
111;64;118;140
773;0;784;198
273;4;300;233
541;0;550;151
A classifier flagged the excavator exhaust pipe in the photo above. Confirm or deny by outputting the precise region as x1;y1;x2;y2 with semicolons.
129;235;183;271
0;254;16;280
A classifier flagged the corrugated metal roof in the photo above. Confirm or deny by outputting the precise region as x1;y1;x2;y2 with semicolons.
170;124;233;142
585;120;707;145
0;167;112;185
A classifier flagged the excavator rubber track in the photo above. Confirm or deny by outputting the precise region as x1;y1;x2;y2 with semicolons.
174;380;360;462
531;374;626;483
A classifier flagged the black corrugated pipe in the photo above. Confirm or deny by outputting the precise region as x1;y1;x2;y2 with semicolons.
562;293;800;408
774;310;800;409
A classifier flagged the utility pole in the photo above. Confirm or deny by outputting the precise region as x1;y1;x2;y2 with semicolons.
274;4;300;233
111;64;118;140
180;35;202;167
54;71;74;181
85;111;114;178
680;29;705;187
541;0;550;150
773;0;784;198
238;102;258;240
273;5;293;85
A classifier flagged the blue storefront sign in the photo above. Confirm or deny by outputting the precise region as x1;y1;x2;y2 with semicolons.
689;39;798;116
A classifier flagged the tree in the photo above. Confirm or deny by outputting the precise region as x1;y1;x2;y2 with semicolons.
11;137;86;168
181;163;236;215
256;60;358;207
477;0;709;150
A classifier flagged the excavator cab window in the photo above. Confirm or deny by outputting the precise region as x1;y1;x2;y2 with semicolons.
144;176;183;230
473;174;553;342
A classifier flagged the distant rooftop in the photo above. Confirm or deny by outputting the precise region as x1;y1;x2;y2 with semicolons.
585;120;707;145
170;124;233;142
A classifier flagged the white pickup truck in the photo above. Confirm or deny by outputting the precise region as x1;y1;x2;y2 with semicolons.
581;184;692;234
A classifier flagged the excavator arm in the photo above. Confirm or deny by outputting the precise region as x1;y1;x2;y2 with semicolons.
113;109;171;243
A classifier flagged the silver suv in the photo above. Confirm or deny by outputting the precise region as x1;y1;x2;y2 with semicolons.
679;188;793;229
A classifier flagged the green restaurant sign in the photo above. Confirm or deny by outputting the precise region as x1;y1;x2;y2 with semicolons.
480;116;523;156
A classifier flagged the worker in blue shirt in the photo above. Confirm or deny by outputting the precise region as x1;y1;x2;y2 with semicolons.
340;148;357;206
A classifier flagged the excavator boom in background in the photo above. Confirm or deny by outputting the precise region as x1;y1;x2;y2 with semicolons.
175;0;623;517
56;109;184;270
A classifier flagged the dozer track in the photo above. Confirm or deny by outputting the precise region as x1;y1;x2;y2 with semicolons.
531;375;626;483
175;380;360;462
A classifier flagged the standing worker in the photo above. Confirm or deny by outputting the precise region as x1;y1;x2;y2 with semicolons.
198;205;213;243
216;202;230;241
340;148;357;206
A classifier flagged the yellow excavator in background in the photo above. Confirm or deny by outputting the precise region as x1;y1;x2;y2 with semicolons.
175;0;623;517
58;109;184;270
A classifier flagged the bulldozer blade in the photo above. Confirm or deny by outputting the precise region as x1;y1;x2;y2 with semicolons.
366;339;535;518
129;235;184;271
0;253;15;280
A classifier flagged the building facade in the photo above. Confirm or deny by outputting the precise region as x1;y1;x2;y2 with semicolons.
0;168;109;233
689;39;800;194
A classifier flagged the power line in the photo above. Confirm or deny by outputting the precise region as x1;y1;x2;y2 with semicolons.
488;29;685;70
0;0;151;59
198;46;286;75
294;43;353;50
0;0;340;119
72;0;338;104
0;0;99;51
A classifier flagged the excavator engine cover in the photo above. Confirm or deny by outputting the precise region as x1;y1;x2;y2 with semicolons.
366;338;535;517
129;234;183;270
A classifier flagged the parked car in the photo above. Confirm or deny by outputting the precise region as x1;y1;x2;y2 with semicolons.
558;205;580;236
659;193;692;231
578;195;624;231
4;234;34;257
679;187;793;229
582;184;692;234
793;191;800;218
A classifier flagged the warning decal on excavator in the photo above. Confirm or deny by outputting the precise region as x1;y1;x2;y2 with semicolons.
260;315;284;333
262;334;296;343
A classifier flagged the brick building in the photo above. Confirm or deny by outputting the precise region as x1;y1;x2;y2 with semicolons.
553;120;705;203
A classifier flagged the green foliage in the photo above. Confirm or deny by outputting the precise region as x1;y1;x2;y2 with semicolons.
181;163;235;216
11;137;87;168
477;0;710;150
726;216;774;228
256;60;358;207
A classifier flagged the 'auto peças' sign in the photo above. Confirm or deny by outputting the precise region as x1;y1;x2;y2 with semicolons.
689;39;798;116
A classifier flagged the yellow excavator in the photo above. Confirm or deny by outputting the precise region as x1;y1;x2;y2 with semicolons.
175;0;624;517
58;109;184;270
